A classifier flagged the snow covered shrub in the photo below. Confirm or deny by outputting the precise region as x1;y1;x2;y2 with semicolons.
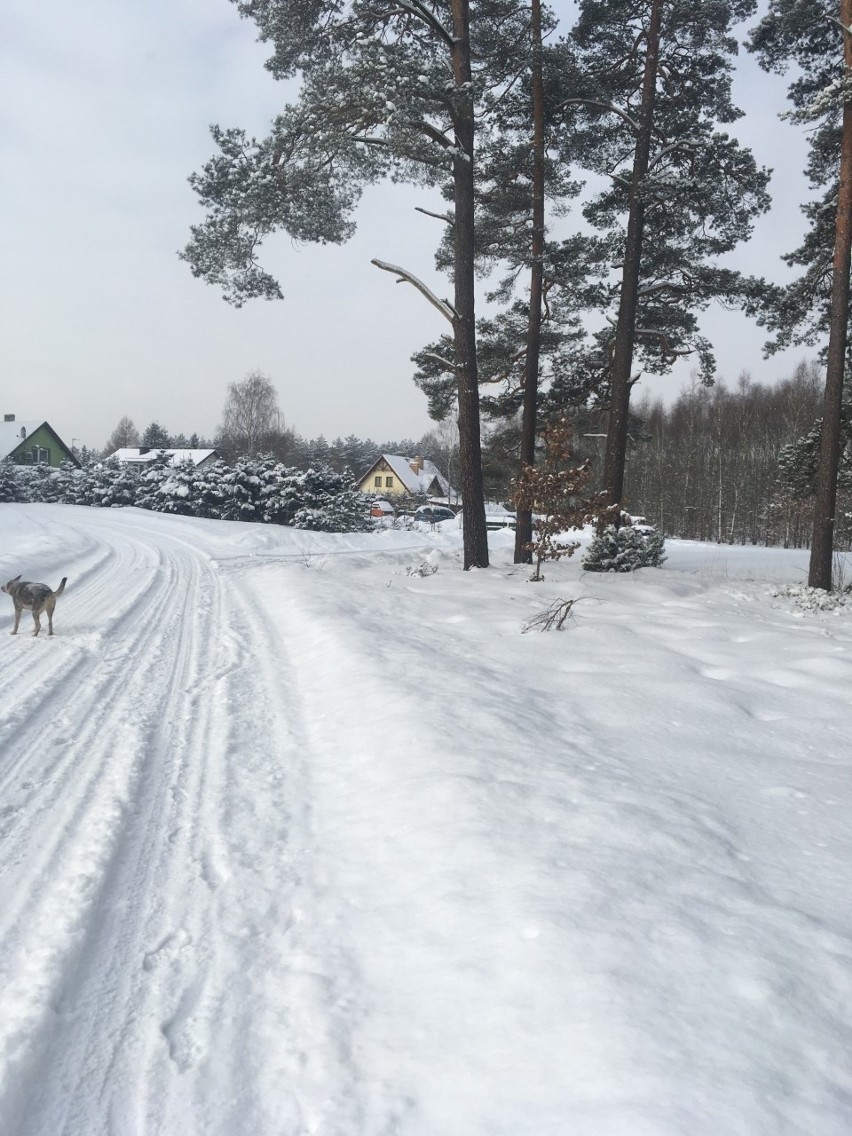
582;523;667;573
46;461;82;503
219;456;271;522
137;457;204;516
770;585;852;613
82;457;140;508
0;459;22;503
283;467;370;532
18;463;57;502
191;460;229;519
406;560;438;577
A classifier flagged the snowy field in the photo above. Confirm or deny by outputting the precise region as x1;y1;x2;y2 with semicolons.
0;502;850;1136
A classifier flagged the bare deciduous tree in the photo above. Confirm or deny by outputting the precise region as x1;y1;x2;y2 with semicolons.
104;416;140;455
219;370;283;458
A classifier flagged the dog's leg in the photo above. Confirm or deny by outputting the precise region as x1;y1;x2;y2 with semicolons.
32;610;41;637
47;601;55;636
11;606;21;635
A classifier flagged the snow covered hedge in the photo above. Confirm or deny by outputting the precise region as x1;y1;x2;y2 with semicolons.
582;524;667;573
0;456;370;533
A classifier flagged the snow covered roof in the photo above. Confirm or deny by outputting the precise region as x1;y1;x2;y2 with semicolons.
0;420;42;460
111;448;219;467
369;454;454;498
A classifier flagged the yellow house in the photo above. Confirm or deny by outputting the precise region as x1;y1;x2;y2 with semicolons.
357;454;455;503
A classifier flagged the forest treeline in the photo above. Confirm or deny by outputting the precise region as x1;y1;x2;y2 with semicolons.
621;362;847;547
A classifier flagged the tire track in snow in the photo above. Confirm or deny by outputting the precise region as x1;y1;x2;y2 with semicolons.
0;513;231;1134
146;559;369;1136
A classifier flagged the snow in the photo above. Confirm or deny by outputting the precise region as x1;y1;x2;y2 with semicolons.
0;503;850;1136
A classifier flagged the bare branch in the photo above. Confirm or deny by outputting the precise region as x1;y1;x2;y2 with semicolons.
415;205;454;226
371;259;457;323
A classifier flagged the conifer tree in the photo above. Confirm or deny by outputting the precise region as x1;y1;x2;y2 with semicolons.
749;0;852;589
141;422;172;450
0;460;21;503
410;8;605;564
104;416;140;455
567;0;771;518
180;0;539;569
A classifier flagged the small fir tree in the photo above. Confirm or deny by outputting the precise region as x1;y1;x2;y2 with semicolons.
582;522;667;573
0;459;21;503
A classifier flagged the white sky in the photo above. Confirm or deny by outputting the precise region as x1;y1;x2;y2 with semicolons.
0;0;815;452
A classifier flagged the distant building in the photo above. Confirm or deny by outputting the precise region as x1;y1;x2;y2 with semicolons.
0;415;80;468
356;454;456;503
110;447;222;470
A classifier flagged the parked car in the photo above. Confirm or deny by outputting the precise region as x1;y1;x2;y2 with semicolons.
415;504;456;525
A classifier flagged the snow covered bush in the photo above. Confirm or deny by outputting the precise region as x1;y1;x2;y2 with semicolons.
17;463;58;502
770;585;852;613
191;461;229;519
81;457;141;509
281;467;370;533
219;456;273;522
582;523;667;573
0;459;21;503
138;457;206;517
1;451;369;533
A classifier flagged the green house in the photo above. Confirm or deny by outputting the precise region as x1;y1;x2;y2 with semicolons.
0;416;80;468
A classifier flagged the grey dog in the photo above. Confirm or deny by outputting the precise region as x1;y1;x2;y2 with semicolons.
2;575;67;637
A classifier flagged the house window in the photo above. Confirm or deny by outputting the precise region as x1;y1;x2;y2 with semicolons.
35;446;51;465
385;476;393;488
374;475;383;487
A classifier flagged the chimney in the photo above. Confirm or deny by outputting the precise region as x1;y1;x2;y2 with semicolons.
409;455;423;474
3;414;14;422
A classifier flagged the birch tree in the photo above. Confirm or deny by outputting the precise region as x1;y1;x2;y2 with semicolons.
219;369;283;458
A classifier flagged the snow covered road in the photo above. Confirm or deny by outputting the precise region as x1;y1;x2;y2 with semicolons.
0;504;850;1135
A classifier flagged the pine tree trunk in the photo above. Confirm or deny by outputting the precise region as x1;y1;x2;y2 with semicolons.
451;0;489;570
602;0;664;518
514;0;546;565
808;0;852;590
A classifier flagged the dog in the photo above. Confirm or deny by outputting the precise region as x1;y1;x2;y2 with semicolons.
2;575;67;637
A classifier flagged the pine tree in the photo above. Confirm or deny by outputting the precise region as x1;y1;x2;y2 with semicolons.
749;0;852;588
411;3;604;563
141;422;172;450
568;0;771;518
180;0;548;569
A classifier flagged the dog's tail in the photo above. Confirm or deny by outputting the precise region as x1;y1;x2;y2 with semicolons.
55;577;67;597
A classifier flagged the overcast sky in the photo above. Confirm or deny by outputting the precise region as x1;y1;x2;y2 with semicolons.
1;0;814;453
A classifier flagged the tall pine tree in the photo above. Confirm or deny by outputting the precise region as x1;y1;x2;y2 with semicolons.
749;0;852;589
567;0;771;517
181;0;540;569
